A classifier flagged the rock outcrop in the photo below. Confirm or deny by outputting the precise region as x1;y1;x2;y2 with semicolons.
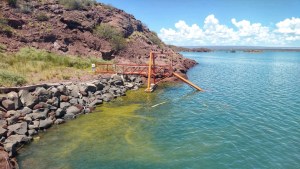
0;0;197;73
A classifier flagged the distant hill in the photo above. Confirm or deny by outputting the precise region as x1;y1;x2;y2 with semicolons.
181;46;300;51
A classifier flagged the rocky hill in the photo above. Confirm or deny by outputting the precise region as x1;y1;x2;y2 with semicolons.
0;0;196;74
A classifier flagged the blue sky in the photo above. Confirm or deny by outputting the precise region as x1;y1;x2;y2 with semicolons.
98;0;300;47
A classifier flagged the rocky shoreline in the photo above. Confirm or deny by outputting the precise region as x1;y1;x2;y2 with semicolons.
0;74;143;169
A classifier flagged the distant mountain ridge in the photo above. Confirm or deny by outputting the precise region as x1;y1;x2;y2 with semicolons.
181;46;300;51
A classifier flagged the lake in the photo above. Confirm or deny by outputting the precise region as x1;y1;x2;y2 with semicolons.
18;51;300;169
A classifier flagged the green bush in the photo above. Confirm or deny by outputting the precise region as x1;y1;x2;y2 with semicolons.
0;69;27;86
148;31;163;48
35;13;49;21
94;24;126;51
0;44;7;53
20;3;33;14
7;0;18;8
59;0;96;10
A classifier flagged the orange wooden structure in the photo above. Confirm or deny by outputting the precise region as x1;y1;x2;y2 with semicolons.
95;51;203;92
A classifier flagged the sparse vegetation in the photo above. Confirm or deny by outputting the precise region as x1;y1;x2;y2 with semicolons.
35;12;49;21
7;0;18;8
94;24;127;51
0;47;106;87
20;3;33;14
0;44;7;53
59;0;96;10
148;31;163;48
0;18;13;37
0;70;27;86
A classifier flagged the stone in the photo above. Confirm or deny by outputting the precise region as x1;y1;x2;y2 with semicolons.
23;114;32;123
19;107;33;116
66;106;81;115
0;120;7;128
60;102;71;109
54;119;65;125
102;93;114;102
39;118;53;129
69;98;78;105
7;91;22;110
1;99;15;111
63;113;75;120
125;83;134;89
28;121;39;130
93;82;105;91
83;107;91;114
49;87;60;97
89;99;103;108
34;87;50;102
0;148;15;169
55;108;66;118
6;116;18;125
57;85;68;95
31;108;49;120
28;129;37;136
4;135;30;157
8;122;28;135
68;85;81;98
19;90;39;109
0;128;7;138
60;95;69;102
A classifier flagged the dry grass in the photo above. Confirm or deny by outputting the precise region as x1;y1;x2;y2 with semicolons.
0;47;109;87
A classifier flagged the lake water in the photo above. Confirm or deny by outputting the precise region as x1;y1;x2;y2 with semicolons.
17;51;300;169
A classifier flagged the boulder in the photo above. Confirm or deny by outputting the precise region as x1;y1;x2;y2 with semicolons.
6;116;18;125
0;128;7;138
28;129;37;136
19;90;39;109
8;122;28;135
49;87;60;97
60;102;71;109
4;135;31;157
47;97;60;107
54;119;65;125
0;148;17;169
102;93;114;102
39;118;53;129
19;107;33;116
66;106;81;115
0;120;7;128
31;108;49;120
57;85;68;95
28;121;39;130
69;98;78;105
7;91;22;110
60;95;69;102
89;99;103;108
68;85;81;98
63;113;75;120
55;108;66;118
34;87;50;102
93;82;105;91
1;99;15;111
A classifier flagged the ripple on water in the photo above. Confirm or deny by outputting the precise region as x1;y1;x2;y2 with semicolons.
18;52;300;169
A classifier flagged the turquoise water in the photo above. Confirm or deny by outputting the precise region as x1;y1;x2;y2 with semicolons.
18;51;300;169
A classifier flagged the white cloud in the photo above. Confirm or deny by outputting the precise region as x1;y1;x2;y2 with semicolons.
275;17;300;35
158;15;300;46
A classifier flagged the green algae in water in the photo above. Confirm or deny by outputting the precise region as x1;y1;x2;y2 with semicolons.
18;89;166;169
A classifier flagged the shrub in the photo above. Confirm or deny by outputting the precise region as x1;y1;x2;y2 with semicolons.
7;0;18;8
94;24;126;51
148;31;163;48
59;0;96;10
0;44;7;53
0;69;27;86
20;3;33;14
35;13;49;21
